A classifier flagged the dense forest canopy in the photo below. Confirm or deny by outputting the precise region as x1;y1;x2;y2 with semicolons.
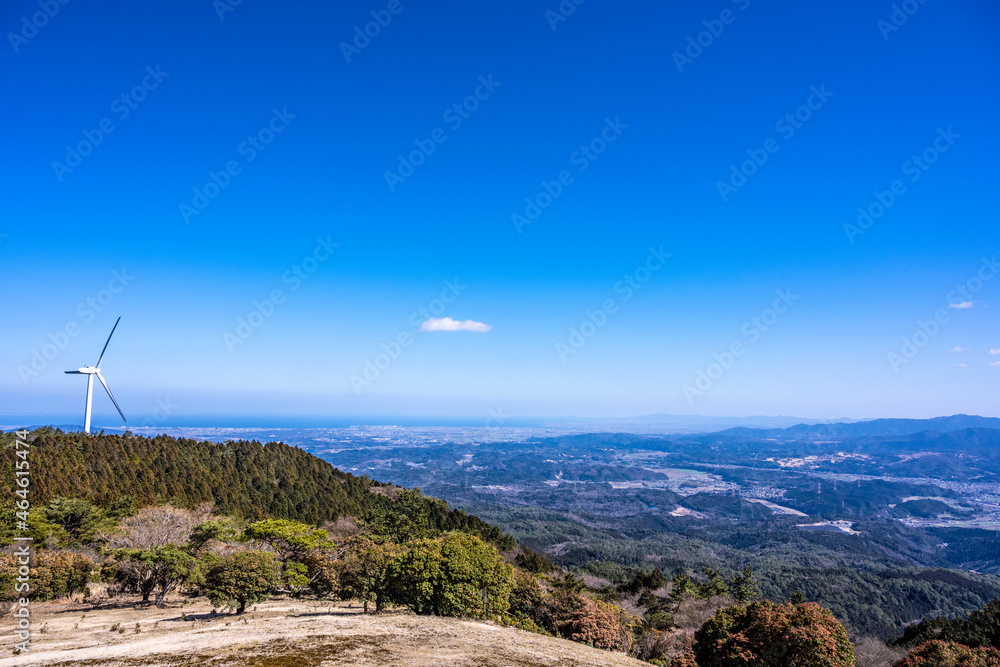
0;428;510;549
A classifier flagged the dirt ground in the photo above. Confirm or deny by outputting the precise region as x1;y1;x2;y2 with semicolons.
1;595;649;666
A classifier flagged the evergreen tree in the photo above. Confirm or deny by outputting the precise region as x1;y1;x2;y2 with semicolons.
204;551;281;614
731;565;761;604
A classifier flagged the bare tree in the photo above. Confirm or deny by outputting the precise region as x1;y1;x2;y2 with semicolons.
853;638;907;667
103;504;214;549
321;516;362;540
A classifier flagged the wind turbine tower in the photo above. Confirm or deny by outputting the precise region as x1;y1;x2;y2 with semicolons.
65;317;127;434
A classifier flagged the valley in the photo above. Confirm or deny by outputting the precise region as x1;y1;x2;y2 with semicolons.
135;417;1000;639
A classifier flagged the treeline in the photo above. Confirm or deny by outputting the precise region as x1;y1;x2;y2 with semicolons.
756;564;1000;641
0;495;776;664
892;598;1000;651
0;498;848;665
933;527;1000;575
6;429;1000;664
0;429;510;549
889;599;1000;667
463;498;1000;640
5;493;999;665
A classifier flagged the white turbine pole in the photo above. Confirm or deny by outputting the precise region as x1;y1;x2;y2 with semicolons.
85;374;94;434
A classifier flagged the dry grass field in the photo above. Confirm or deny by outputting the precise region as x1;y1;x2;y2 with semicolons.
1;595;649;667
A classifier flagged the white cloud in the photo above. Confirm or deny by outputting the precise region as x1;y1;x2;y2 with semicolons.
949;301;974;309
951;346;965;352
955;363;968;368
992;361;1000;367
990;347;1000;355
419;317;492;333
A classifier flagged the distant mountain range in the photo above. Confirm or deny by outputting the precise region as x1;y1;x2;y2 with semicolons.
6;413;999;440
564;413;853;434
628;413;829;427
716;414;1000;439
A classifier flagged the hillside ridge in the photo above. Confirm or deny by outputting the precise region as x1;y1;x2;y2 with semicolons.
0;428;509;547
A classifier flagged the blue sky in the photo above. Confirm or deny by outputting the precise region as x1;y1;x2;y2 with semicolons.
2;0;998;424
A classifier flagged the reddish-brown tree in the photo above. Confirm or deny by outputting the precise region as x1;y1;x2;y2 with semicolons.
694;600;855;667
544;592;636;652
894;640;1000;667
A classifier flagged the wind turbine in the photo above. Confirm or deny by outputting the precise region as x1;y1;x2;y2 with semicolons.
65;317;126;434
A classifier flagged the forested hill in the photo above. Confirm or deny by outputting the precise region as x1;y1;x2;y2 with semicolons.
0;429;511;547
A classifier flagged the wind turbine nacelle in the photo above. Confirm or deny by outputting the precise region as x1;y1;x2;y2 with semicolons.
77;367;99;374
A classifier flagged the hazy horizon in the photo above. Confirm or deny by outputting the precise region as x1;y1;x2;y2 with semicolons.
2;409;995;434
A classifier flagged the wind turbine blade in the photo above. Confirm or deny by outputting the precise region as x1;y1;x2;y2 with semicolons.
96;371;126;423
95;316;121;369
64;371;84;374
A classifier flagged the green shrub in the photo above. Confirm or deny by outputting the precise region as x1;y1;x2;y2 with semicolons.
33;552;93;600
242;519;332;560
515;547;554;574
204;550;281;614
0;551;93;601
299;549;339;596
337;535;403;613
507;569;545;623
619;568;668;595
389;532;514;618
43;497;113;543
189;518;241;551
